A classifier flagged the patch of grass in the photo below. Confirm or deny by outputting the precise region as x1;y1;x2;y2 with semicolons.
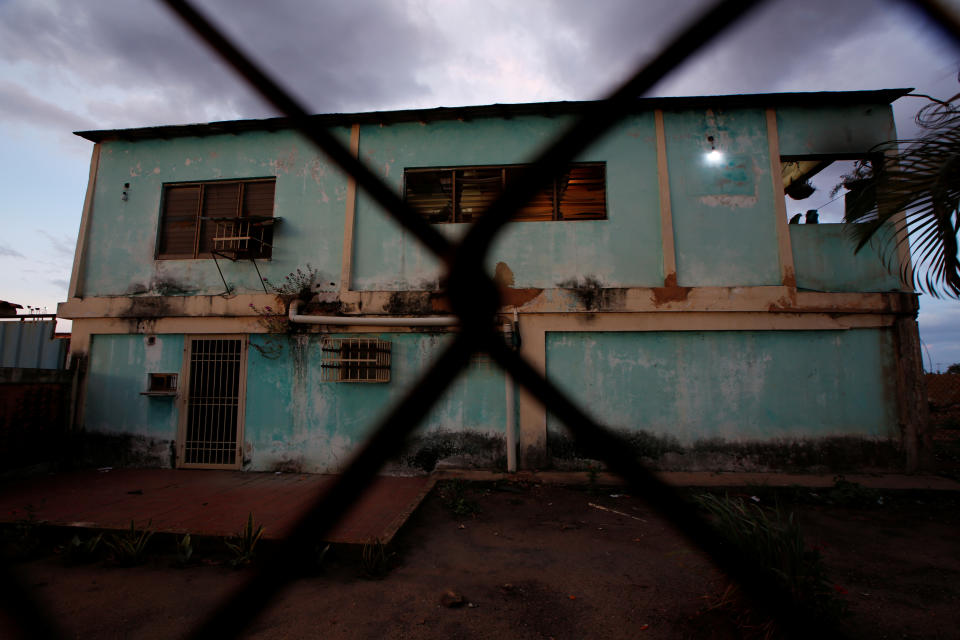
225;513;264;567
694;493;846;631
360;538;395;578
438;480;480;518
106;520;154;566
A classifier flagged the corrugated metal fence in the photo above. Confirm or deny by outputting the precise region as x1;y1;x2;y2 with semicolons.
0;320;67;370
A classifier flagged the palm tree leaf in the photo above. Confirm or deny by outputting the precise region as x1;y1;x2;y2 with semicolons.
843;112;960;299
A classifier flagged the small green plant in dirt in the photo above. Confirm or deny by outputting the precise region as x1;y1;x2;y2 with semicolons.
4;503;42;560
64;532;103;564
827;475;882;507
694;493;846;630
438;480;481;518
106;520;154;566
225;513;264;567
312;543;331;572
360;538;396;578
175;533;194;566
586;464;600;495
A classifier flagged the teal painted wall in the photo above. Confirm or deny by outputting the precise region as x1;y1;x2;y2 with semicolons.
244;332;506;471
545;330;899;443
85;129;351;297
663;108;781;286
776;104;897;156
81;102;903;298
86;334;183;445
791;224;900;292
351;114;663;289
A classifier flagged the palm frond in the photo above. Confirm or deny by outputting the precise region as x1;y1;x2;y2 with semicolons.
843;102;960;299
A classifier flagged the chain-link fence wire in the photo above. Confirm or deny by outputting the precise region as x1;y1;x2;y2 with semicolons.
2;0;957;638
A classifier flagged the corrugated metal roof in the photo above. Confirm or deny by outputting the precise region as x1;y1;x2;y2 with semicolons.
75;89;912;143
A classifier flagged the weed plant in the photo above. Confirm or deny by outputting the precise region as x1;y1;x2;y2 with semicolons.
175;533;194;566
225;513;264;567
360;538;395;578
106;520;154;566
694;493;846;630
64;532;103;564
438;480;480;518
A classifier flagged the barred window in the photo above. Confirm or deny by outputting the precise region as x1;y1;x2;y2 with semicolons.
404;163;606;223
321;338;392;383
157;178;276;259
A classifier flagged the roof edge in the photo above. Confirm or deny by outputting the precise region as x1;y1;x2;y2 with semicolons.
75;89;913;143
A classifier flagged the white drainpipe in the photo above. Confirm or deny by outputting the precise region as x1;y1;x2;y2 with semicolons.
505;371;516;472
505;308;518;472
287;299;458;326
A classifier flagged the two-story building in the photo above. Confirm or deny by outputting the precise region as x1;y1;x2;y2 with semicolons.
57;89;929;473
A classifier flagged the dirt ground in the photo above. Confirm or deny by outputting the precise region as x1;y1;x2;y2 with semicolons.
4;482;960;639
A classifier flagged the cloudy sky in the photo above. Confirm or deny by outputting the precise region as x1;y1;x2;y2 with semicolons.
1;0;959;369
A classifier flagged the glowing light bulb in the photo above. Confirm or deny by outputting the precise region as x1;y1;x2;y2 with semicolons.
706;149;724;163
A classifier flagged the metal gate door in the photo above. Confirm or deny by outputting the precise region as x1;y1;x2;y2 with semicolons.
178;336;247;469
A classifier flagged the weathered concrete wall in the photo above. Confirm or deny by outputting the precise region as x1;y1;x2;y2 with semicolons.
776;103;897;156
663;108;780;286
77;101;901;300
544;329;899;462
351;114;663;290
244;332;507;473
82;129;351;297
85;334;184;466
790;225;900;292
67;96;917;473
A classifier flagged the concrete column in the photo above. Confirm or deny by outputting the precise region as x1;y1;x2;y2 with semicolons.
893;297;932;472
517;315;547;468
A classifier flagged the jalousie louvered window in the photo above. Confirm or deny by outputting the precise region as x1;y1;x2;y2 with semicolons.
404;163;605;223
321;338;392;383
157;178;276;259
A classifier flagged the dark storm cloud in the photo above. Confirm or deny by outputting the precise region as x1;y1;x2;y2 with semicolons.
0;0;437;128
532;0;956;101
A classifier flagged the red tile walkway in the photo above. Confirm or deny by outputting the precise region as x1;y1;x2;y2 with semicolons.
0;469;434;544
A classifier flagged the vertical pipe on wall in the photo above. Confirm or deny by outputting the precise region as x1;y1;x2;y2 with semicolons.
505;372;516;472
504;308;519;472
654;110;678;285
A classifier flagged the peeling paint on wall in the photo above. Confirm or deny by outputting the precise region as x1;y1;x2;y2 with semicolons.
545;329;899;445
242;332;507;473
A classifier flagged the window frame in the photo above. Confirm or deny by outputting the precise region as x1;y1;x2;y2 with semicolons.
403;162;607;224
320;338;392;383
156;177;277;260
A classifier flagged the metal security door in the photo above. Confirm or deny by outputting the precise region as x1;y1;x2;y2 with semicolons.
178;336;247;469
